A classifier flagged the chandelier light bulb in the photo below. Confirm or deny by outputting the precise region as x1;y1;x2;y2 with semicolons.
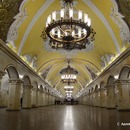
60;9;64;18
78;29;81;37
83;29;87;34
51;29;55;35
87;18;91;26
78;10;82;20
69;8;73;18
46;22;48;27
52;11;56;21
58;30;61;38
47;15;51;24
84;13;88;23
72;30;75;36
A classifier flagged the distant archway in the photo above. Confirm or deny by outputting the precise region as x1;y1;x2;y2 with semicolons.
94;85;98;92
119;66;130;79
107;76;115;84
100;81;105;89
32;81;38;89
23;75;31;85
5;65;19;78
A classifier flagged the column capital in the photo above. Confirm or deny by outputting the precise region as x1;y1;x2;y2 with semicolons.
8;78;23;84
104;84;115;88
115;79;130;84
0;70;5;78
23;84;33;88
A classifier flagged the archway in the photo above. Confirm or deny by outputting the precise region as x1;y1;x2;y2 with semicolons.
99;81;106;108
106;76;116;108
31;81;38;107
0;72;9;107
22;75;32;109
119;66;130;79
107;76;115;84
5;65;22;110
38;85;44;107
93;85;99;107
116;66;130;110
89;87;94;106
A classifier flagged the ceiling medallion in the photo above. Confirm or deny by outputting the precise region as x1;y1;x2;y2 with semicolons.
41;0;96;51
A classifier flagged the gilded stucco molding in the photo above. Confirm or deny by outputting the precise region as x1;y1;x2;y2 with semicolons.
101;54;115;68
7;0;28;46
110;0;130;46
0;0;23;42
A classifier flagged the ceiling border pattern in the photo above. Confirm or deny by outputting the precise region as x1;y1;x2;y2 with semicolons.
110;0;130;46
7;0;29;46
18;0;55;55
82;0;121;54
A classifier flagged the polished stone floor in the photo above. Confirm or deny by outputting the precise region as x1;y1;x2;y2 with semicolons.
0;105;130;130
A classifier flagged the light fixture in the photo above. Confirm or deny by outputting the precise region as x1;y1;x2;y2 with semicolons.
41;0;96;50
64;86;74;89
66;91;73;93
60;59;78;84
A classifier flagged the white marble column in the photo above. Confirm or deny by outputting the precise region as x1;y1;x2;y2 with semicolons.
45;92;48;105
38;88;44;107
89;93;93;106
86;94;90;105
99;88;107;108
22;84;32;109
7;78;23;111
48;94;50;105
42;91;46;106
115;79;130;110
106;84;116;109
93;90;100;107
0;70;5;107
31;88;38;108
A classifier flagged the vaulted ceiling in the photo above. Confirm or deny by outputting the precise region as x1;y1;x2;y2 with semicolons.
2;0;130;97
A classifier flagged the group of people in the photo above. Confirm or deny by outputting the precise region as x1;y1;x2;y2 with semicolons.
54;99;78;105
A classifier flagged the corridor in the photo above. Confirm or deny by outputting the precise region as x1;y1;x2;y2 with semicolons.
0;105;130;130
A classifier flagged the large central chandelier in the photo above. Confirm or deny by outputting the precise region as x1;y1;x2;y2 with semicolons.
41;0;96;50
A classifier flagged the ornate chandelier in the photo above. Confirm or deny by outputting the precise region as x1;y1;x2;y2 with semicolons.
60;60;78;84
41;0;96;50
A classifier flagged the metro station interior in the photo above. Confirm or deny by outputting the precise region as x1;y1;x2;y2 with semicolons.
0;0;130;130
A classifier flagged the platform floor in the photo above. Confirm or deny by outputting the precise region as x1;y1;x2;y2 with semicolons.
0;105;130;130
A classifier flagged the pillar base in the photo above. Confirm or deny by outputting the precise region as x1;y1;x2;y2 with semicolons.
117;107;130;111
0;106;7;108
22;107;31;109
31;105;38;108
6;108;21;111
106;107;116;109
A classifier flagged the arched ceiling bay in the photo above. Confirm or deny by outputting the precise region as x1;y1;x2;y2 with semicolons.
7;0;130;97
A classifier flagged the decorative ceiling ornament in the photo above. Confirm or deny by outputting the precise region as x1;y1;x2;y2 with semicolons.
41;65;52;80
86;66;97;80
60;59;78;84
0;0;23;42
100;54;115;68
23;54;37;69
41;0;96;51
7;0;28;44
110;0;130;46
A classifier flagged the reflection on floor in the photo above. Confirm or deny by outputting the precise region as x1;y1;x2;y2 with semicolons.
0;105;130;130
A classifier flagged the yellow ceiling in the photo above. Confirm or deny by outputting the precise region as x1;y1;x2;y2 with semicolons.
9;0;130;97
